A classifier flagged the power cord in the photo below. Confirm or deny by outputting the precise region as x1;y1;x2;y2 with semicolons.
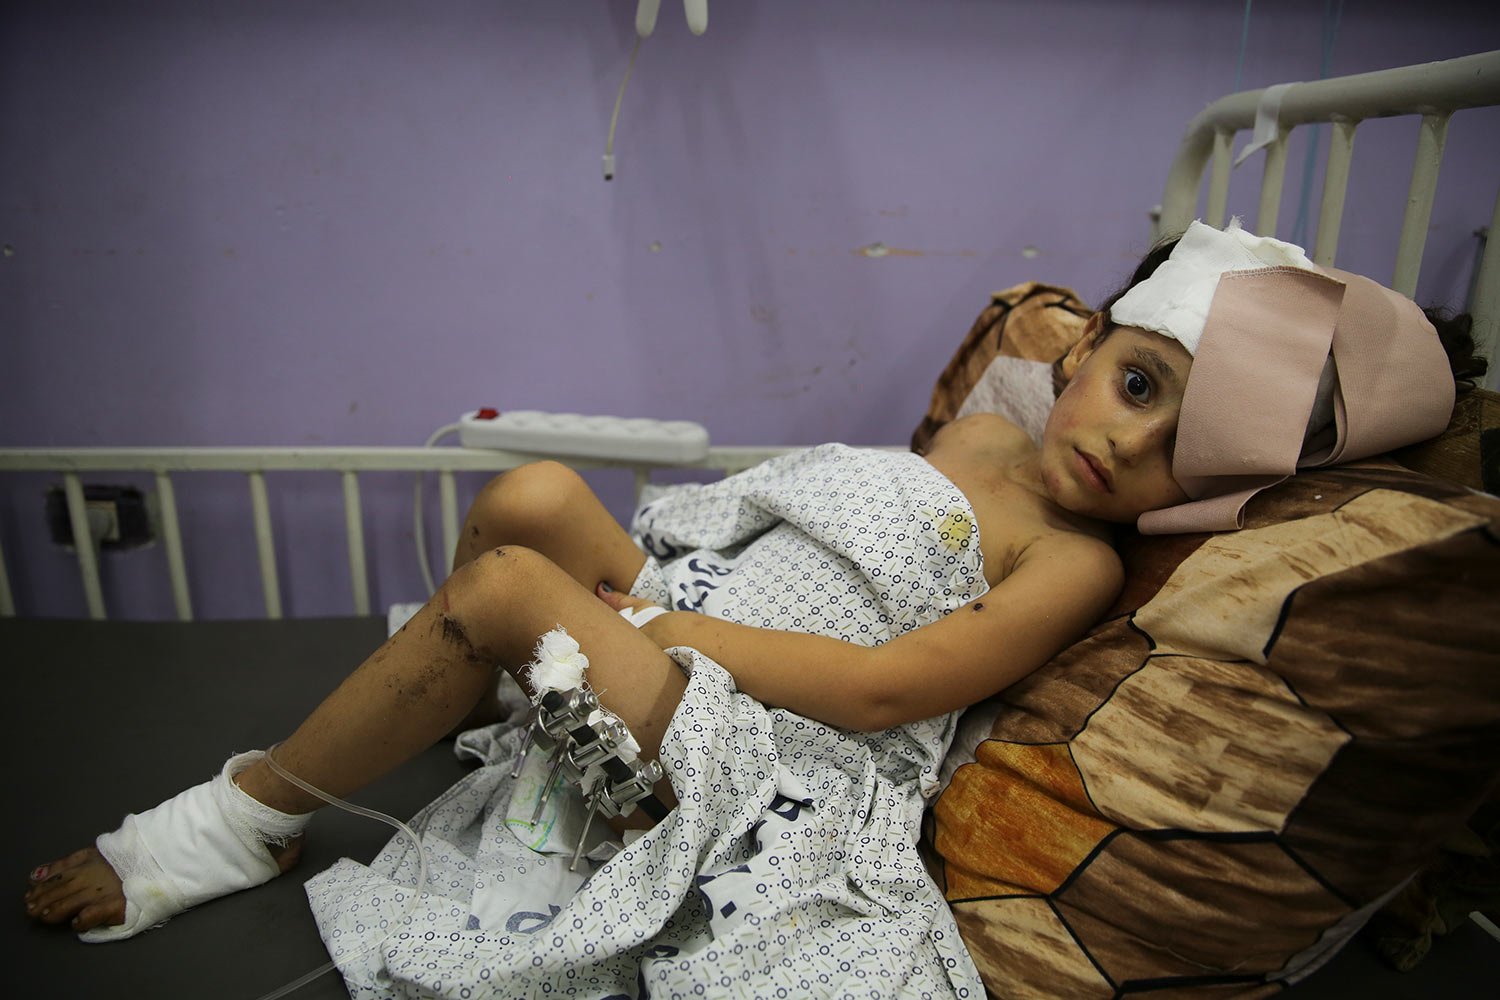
248;744;431;1000
602;35;643;180
415;423;463;596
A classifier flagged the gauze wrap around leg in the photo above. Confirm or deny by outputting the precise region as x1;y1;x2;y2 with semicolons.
80;750;313;943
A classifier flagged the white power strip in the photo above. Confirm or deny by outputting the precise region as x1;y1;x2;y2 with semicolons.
457;409;710;464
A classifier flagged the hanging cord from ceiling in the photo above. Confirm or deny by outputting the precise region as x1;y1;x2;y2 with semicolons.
1290;1;1345;248
602;34;643;181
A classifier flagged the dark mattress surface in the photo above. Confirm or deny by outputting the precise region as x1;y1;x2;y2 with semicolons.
4;616;468;999
4;616;1496;999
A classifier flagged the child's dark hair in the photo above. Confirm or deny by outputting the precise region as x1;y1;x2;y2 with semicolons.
1094;235;1488;394
1095;237;1179;328
1424;307;1488;392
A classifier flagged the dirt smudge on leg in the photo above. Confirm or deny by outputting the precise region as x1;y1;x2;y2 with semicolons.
440;614;470;649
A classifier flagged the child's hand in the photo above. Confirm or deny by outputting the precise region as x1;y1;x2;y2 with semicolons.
594;581;654;613
595;583;677;645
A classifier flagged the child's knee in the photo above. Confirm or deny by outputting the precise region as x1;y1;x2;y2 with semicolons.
439;545;560;653
472;461;589;534
452;544;556;603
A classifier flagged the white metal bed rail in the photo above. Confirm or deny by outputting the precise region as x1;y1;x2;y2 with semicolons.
0;446;788;622
1156;49;1500;387
9;56;1499;622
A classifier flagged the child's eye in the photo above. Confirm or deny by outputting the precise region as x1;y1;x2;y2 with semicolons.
1122;368;1152;403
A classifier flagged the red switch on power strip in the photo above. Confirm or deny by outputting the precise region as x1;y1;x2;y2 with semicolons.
475;408;500;420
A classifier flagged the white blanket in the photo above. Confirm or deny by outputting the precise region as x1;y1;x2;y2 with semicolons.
306;444;988;998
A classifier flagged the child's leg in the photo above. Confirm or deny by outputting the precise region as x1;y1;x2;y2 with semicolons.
27;544;686;934
236;545;684;811
446;461;649;731
452;461;646;587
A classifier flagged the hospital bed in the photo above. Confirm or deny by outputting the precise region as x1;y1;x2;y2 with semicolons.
5;50;1500;999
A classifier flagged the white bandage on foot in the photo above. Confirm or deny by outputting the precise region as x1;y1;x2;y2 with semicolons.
80;750;313;943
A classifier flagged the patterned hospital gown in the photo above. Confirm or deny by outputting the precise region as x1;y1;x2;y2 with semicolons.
305;444;988;998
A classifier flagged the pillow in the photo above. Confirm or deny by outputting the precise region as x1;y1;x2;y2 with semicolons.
911;282;1091;453
925;461;1500;996
916;280;1500;492
1392;387;1500;495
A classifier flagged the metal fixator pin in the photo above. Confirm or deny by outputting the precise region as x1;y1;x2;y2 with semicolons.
570;782;607;872
531;739;572;826
511;729;535;779
513;687;598;779
569;755;663;872
514;678;666;863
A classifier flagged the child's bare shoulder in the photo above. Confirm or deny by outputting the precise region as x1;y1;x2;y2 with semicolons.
922;413;1030;461
1014;523;1122;598
1023;520;1119;565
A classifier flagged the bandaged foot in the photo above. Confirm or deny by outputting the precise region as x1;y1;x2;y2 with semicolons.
30;751;312;942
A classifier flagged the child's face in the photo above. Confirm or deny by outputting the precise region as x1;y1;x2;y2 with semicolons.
1039;323;1194;523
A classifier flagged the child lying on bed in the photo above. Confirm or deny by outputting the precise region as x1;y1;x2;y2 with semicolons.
25;221;1480;996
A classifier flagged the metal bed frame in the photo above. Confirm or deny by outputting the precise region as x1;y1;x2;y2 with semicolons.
0;446;784;621
4;50;1499;623
1157;50;1500;368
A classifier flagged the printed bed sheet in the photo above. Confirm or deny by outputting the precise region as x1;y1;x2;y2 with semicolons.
306;444;988;998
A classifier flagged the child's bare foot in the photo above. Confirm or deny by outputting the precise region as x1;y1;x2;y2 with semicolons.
25;849;125;931
24;836;304;933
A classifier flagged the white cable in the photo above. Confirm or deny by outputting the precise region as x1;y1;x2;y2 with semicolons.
250;960;337;1000
415;423;463;596
249;743;432;1000
602;35;643;180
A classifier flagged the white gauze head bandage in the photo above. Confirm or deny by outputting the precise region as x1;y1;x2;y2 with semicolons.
1114;221;1453;534
1109;218;1315;356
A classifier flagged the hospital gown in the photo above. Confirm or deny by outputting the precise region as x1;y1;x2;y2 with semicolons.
305;444;987;998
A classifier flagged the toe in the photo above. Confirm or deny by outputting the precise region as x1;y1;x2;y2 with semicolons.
54;847;99;871
35;887;91;925
25;848;91;896
24;847;122;925
27;876;78;913
72;897;127;932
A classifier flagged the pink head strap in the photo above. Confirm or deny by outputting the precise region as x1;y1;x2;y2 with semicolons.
1137;264;1453;534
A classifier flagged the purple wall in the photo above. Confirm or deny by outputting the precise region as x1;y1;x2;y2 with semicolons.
3;1;1497;619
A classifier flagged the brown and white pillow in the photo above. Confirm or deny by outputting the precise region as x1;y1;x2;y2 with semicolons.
916;284;1500;996
911;282;1091;453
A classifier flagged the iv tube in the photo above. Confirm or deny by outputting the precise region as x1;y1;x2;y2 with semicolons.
247;744;431;1000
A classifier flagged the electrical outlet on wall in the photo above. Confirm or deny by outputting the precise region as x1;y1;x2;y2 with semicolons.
45;484;156;551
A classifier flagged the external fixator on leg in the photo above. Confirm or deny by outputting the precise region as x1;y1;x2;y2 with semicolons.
515;629;667;871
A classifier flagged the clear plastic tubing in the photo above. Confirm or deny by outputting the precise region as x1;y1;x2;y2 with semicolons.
249;743;430;1000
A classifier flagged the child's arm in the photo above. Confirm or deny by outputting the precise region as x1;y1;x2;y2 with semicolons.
599;533;1122;731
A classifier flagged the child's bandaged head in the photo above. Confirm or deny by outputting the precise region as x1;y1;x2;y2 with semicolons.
1110;219;1316;356
1110;220;1454;534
